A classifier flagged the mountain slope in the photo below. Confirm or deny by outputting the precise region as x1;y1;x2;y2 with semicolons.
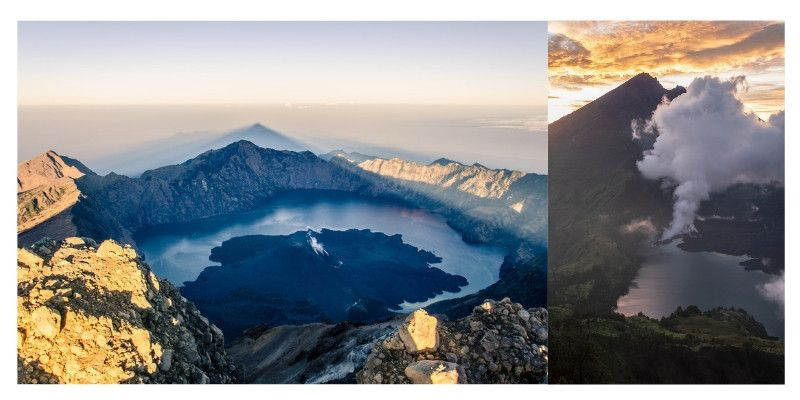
19;141;549;320
330;153;548;247
548;72;681;311
358;157;525;199
75;141;371;232
17;151;96;235
18;150;94;193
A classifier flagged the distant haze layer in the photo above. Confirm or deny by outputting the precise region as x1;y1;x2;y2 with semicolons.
18;104;547;174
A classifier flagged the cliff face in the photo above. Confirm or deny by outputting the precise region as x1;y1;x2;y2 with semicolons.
20;141;547;254
17;151;93;193
17;238;237;384
77;141;371;232
358;157;525;199
548;73;683;311
17;151;95;235
331;154;547;247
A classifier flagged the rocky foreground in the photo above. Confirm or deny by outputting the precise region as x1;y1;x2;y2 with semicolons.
17;238;237;384
357;300;548;384
17;237;547;384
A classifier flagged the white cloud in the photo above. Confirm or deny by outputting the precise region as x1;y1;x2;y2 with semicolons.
635;76;784;239
758;273;784;306
621;218;657;239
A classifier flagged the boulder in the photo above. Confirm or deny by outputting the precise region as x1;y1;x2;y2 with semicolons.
398;309;439;353
30;306;61;339
404;360;467;384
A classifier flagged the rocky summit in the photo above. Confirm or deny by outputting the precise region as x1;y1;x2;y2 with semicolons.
17;237;237;384
357;298;547;384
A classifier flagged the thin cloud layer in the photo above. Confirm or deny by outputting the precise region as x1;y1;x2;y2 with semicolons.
548;21;785;122
549;21;784;87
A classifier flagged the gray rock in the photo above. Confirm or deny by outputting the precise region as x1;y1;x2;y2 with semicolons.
159;349;174;371
480;331;500;352
404;360;467;384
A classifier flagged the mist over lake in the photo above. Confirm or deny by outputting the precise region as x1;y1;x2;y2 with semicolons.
616;241;784;337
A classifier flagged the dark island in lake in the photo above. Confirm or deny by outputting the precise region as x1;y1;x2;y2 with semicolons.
180;228;468;339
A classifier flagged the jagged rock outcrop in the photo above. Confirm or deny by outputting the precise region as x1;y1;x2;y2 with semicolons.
330;153;548;246
17;151;95;234
19;141;547;256
358;157;525;199
357;298;548;384
17;151;93;193
18;141;373;246
17;238;237;384
17;181;80;235
76;141;372;233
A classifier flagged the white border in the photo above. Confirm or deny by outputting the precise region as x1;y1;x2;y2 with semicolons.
3;0;798;398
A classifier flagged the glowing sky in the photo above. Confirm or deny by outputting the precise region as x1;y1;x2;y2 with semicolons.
18;21;547;107
548;21;784;122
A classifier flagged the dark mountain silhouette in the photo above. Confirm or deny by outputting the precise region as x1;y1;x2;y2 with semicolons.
549;72;682;311
90;123;309;176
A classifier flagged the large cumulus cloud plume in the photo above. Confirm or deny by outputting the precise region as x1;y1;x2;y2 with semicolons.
635;76;784;239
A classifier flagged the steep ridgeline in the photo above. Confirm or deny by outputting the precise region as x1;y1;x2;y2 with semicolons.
16;141;371;247
327;152;548;247
548;73;683;312
78;141;370;232
18;150;94;193
21;141;547;253
18;140;548;318
17;151;95;235
17;238;237;384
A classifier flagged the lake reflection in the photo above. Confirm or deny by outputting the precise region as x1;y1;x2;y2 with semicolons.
616;241;784;337
134;191;505;310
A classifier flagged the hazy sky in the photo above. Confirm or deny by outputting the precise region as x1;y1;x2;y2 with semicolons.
19;21;547;106
18;104;548;173
18;22;548;173
548;21;784;122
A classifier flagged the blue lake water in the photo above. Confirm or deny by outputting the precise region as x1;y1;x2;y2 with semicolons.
616;241;784;337
134;192;506;310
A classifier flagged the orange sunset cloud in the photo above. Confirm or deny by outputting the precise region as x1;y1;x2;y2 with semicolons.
548;21;784;122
